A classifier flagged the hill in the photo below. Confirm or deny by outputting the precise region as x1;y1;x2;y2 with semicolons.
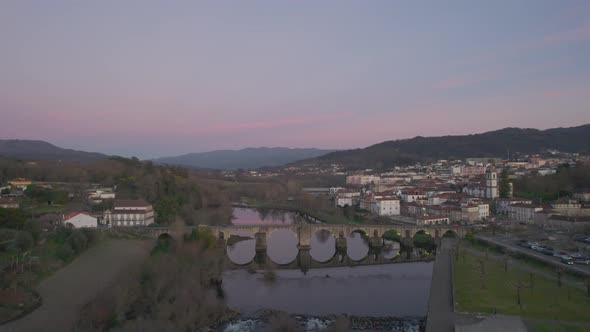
294;124;590;170
0;140;107;162
154;147;337;170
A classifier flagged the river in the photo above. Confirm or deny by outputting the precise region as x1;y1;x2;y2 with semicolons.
220;208;433;331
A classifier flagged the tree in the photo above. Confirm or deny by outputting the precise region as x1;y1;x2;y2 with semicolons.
14;231;34;252
499;168;510;198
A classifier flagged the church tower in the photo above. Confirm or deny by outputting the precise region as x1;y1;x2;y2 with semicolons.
485;166;499;199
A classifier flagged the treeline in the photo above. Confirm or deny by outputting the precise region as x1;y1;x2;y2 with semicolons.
0;157;230;225
76;230;232;331
514;163;590;201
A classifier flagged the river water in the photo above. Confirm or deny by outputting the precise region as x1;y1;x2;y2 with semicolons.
221;208;433;331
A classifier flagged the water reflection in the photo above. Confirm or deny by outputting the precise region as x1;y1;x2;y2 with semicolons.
347;232;369;261
226;231;256;265
382;239;401;260
310;230;335;263
267;229;298;265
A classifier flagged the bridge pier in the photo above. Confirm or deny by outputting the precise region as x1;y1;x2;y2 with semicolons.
297;247;312;274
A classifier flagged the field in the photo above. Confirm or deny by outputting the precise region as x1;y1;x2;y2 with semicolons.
454;242;590;323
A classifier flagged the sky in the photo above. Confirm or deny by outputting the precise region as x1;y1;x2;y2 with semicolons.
1;1;590;159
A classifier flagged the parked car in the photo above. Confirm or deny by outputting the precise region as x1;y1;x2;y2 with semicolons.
574;258;590;265
561;258;574;265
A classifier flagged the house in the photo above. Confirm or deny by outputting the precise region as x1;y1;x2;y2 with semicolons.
0;198;19;209
508;203;543;223
335;196;353;207
417;215;450;226
8;178;32;190
63;212;98;228
88;188;116;203
359;193;374;211
372;197;400;216
103;199;155;227
401;189;427;203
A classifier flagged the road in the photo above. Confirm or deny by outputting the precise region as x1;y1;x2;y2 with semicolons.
425;238;456;332
474;235;590;278
0;239;151;332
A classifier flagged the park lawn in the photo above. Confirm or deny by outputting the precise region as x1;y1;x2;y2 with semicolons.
455;247;590;322
531;321;590;332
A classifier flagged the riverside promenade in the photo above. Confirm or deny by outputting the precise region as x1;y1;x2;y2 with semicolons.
425;237;455;332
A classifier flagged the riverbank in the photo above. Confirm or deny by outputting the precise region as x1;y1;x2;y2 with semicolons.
219;309;425;331
0;239;151;332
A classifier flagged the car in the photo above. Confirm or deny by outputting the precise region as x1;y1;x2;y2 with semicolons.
541;248;554;256
561;258;574;265
574;258;590;265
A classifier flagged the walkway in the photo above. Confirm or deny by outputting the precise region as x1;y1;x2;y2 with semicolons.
425;238;455;332
0;239;151;332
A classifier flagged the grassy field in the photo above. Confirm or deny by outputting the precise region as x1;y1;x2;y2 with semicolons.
531;321;590;332
455;244;590;322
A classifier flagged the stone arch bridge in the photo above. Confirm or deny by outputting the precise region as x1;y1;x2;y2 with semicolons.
146;223;466;248
142;223;466;270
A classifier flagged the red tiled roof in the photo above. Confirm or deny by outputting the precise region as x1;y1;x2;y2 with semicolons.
64;212;89;220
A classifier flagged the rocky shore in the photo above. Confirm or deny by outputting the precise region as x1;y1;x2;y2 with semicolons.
216;309;425;331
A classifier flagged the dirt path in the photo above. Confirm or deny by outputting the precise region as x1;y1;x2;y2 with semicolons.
0;239;151;332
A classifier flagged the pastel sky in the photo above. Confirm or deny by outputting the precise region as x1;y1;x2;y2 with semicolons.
1;1;590;158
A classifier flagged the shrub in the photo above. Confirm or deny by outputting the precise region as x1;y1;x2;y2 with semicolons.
14;231;34;252
68;230;89;253
56;242;75;261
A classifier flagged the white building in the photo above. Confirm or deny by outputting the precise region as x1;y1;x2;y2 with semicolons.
372;197;400;216
63;212;98;228
417;215;450;226
335;196;353;207
508;203;543;223
401;190;427;203
495;198;533;215
477;203;490;220
104;199;155;227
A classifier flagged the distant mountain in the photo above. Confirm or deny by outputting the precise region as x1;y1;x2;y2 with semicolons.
154;147;337;170
293;124;590;170
0;140;107;162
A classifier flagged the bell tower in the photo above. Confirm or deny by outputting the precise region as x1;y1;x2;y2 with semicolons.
485;166;498;199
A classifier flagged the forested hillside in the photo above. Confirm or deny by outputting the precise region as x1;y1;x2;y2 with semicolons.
295;124;590;170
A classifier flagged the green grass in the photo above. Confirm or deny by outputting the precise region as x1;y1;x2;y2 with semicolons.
531;321;590;332
455;247;590;322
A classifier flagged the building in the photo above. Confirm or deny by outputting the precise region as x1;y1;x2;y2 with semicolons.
417;215;450;226
495;198;533;214
359;193;374;211
63;212;98;228
508;203;543;223
346;175;380;186
335;196;353;207
573;191;590;203
485;167;498;199
103;199;155;227
401;189;427;203
0;198;19;209
8;178;32;190
372;197;400;216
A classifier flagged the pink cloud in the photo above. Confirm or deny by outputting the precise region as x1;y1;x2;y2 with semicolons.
536;20;590;47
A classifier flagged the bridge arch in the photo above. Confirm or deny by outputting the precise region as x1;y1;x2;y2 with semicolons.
310;229;337;263
442;229;458;238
